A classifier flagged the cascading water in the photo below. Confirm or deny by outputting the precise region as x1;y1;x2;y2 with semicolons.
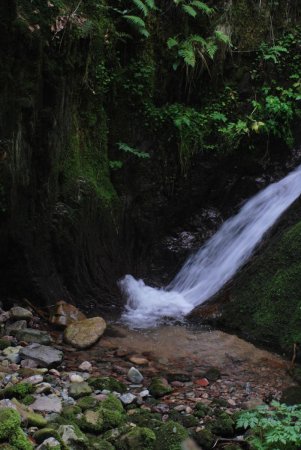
120;165;301;328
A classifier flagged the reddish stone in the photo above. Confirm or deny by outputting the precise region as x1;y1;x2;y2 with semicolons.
195;378;209;387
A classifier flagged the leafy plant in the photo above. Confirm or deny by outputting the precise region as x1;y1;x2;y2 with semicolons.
237;401;301;450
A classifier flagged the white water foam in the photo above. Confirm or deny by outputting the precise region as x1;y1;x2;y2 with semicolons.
119;165;301;328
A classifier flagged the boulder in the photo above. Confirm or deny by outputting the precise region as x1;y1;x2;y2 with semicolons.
127;367;143;384
20;344;63;368
64;317;106;349
31;395;62;413
50;301;86;327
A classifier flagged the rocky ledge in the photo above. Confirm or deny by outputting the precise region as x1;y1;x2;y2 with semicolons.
0;302;298;450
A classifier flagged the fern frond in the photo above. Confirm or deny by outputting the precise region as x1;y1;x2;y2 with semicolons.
144;0;156;10
178;43;196;67
191;1;213;15
188;34;206;46
182;4;197;17
123;15;146;28
132;0;148;17
205;40;217;59
215;30;230;44
167;37;179;49
117;142;150;159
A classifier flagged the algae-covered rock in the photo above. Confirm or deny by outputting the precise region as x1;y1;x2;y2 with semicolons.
88;437;115;450
62;404;82;419
76;395;98;411
155;421;188;450
78;409;104;432
168;411;198;428
127;409;162;431
64;317;106;349
58;424;88;448
69;382;92;399
149;378;173;398
88;377;126;393
34;428;60;445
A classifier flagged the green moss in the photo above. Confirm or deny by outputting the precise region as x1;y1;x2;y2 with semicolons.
101;395;124;413
9;428;33;450
155;421;188;450
34;428;61;445
21;395;35;406
149;378;173;398
211;412;234;437
26;411;48;428
119;426;156;450
168;411;198;428
88;437;115;450
127;410;162;431
194;403;210;418
0;408;21;440
78;409;104;432
88;377;126;394
193;428;214;450
0;383;34;400
0;339;12;350
62;404;82;419
221;217;301;352
76;396;98;411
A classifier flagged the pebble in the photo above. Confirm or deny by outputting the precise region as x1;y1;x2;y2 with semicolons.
23;374;44;384
127;367;144;383
69;373;84;383
119;393;136;404
78;361;92;372
139;389;149;398
129;356;149;365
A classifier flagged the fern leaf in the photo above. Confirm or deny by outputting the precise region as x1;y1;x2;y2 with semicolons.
123;15;146;28
144;0;156;10
182;4;197;17
178;44;196;67
205;40;217;59
132;0;148;17
215;30;230;44
188;34;206;46
117;142;150;159
167;37;179;49
191;0;213;15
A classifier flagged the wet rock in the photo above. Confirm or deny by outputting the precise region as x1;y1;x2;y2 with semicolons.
88;376;127;393
119;393;136;405
20;344;63;368
31;395;62;413
15;329;52;345
2;346;22;364
69;382;92;399
64;317;106;349
149;377;173;398
10;307;33;321
50;300;86;328
5;320;27;336
127;367;143;384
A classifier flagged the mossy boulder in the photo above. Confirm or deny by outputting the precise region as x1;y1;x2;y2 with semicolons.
69;382;92;399
9;428;33;450
127;410;162;431
154;421;188;450
21;395;35;406
88;377;126;394
194;402;211;418
88;437;115;450
168;411;198;428
76;396;98;411
62;404;82;419
0;339;12;350
34;428;61;445
149;378;173;398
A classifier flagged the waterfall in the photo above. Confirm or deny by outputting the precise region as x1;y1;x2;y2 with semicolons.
119;165;301;328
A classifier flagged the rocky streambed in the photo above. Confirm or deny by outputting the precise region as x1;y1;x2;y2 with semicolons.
0;302;298;449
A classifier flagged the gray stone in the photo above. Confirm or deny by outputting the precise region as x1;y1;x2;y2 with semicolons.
31;395;62;413
119;393;136;405
20;344;63;367
127;367;143;384
37;437;61;449
2;345;22;363
58;424;88;446
16;328;52;345
10;306;33;320
69;381;92;399
5;320;27;336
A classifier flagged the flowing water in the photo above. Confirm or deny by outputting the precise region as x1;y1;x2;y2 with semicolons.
120;165;301;328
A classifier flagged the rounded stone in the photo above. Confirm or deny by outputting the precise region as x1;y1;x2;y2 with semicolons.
64;317;107;349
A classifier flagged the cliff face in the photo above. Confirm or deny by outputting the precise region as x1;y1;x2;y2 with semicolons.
0;0;300;311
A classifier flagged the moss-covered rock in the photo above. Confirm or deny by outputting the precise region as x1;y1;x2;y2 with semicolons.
219;215;301;352
149;378;173;398
9;428;33;450
154;421;188;450
0;383;34;399
76;396;98;411
0;408;22;440
119;426;156;450
34;428;61;445
211;412;235;437
21;395;35;406
168;411;198;428
193;428;215;450
61;404;82;419
194;402;210;418
88;377;126;394
0;339;12;350
88;437;115;450
127;410;162;431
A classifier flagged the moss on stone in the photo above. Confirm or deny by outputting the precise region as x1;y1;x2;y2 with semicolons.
34;428;61;445
9;428;33;450
154;421;188;450
21;395;35;406
62;404;82;419
194;402;210;418
193;428;214;450
149;378;173;398
76;396;98;411
101;395;124;413
26;411;48;428
0;383;34;400
211;412;234;437
0;408;21;440
127;410;162;431
168;411;198;428
0;339;12;350
119;426;156;450
88;377;126;394
88;437;115;450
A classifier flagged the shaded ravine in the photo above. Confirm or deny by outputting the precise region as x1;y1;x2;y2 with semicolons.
120;165;301;328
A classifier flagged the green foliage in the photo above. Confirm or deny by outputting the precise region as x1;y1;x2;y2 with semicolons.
237;402;301;450
117;142;150;159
